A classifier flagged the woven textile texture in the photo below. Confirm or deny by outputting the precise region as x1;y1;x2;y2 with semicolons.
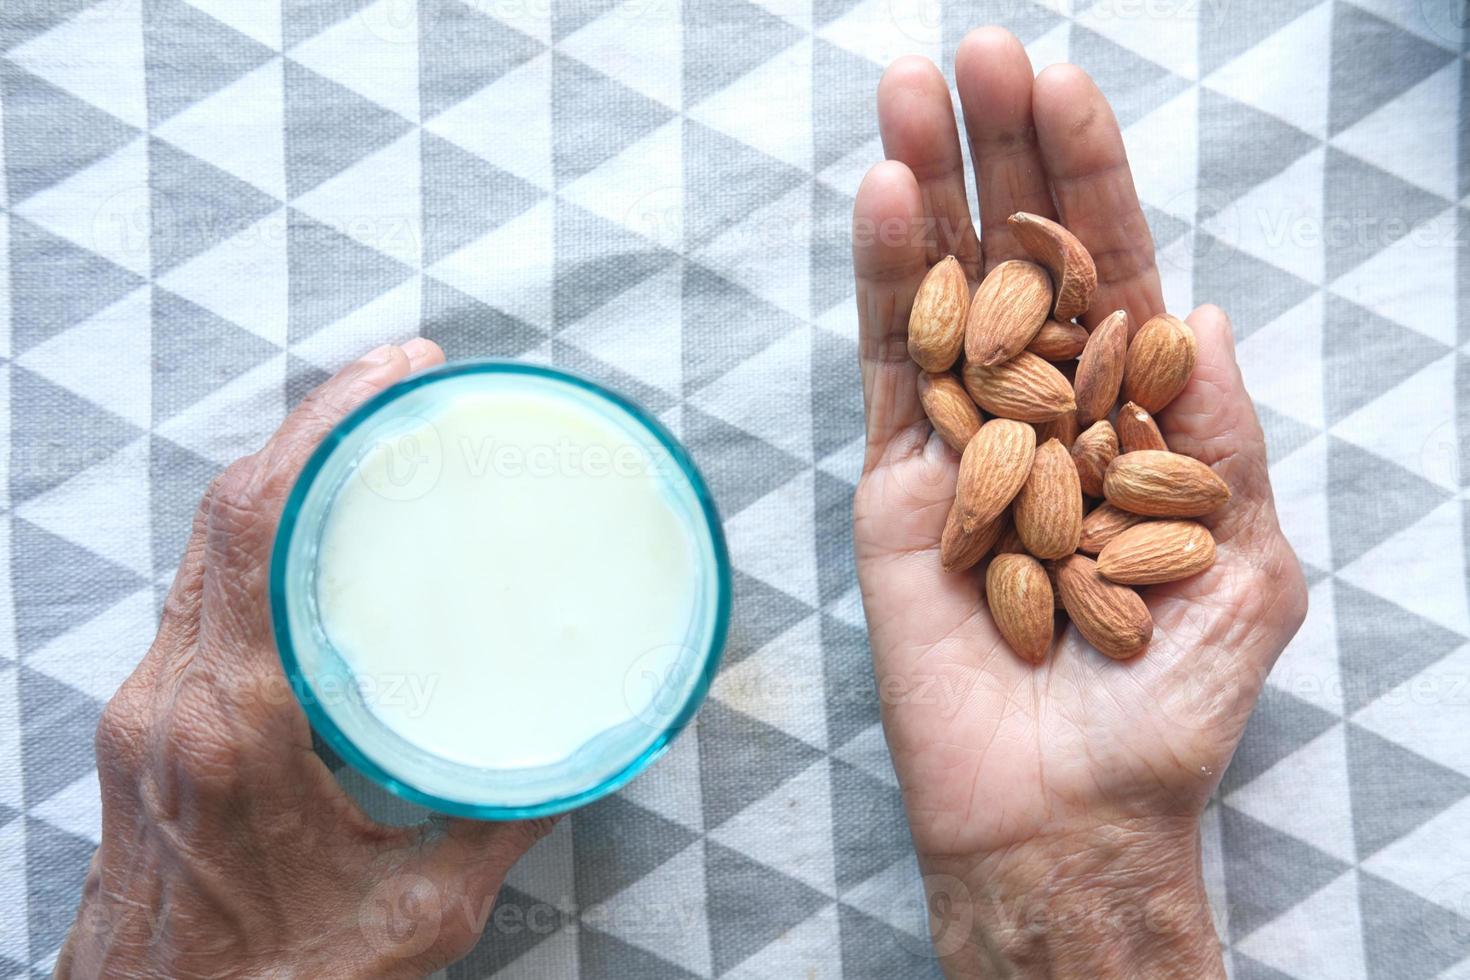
2;0;1469;977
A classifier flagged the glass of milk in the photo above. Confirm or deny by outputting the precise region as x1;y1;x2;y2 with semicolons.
271;361;730;818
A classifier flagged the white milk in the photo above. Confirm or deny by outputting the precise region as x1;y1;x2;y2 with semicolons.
315;386;700;770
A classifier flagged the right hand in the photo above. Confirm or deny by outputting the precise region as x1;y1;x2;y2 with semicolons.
849;28;1308;977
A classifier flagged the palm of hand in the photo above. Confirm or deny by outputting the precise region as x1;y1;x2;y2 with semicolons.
851;34;1307;863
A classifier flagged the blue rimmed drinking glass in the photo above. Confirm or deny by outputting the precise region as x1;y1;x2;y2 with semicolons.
270;361;731;819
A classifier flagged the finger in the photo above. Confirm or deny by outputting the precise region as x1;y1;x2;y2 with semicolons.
1031;64;1164;331
200;345;418;653
853;160;929;472
877;56;981;279
402;335;446;373
953;27;1056;270
1155;306;1278;551
408;816;558;920
1149;305;1307;678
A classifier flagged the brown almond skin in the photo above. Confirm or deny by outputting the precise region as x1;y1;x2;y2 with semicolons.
1055;554;1153;659
1104;450;1231;517
1070;420;1118;498
955;419;1037;533
963;259;1052;366
918;372;982;453
1026;318;1089;361
1032;410;1081;451
1007;212;1098;320
1116;401;1168;453
986;554;1054;663
1013;439;1083;560
1123;314;1196;413
940;506;1006;573
993;517;1026;556
1073;309;1128;426
1098;520;1216;585
962;352;1076;423
1078;502;1149;555
907;256;969;372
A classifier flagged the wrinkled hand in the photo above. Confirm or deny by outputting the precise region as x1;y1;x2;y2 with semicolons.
57;340;552;980
851;30;1307;978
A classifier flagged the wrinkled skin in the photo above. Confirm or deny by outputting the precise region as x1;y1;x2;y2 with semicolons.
57;339;554;980
851;29;1307;976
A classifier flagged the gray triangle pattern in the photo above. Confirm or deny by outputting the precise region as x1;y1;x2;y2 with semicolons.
422;278;545;360
1070;26;1191;129
23;817;95;962
552;53;673;187
1328;3;1456;137
286;209;413;342
1346;723;1470;861
1221;803;1352;941
149;138;283;275
1357;871;1470;980
4;1;1470;975
1326;439;1451;569
1333;579;1463;715
9;367;144;504
1199;0;1324;76
1191;234;1316;340
1199;89;1319;208
143;0;276;126
685;1;802;107
419;0;544;120
18;667;100;805
0;63;139;205
706;841;830;974
1323;148;1451;280
283;60;413;199
1322;294;1450;424
8;217;145;354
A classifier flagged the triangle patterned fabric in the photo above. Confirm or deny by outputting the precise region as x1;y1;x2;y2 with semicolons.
1;1;1467;976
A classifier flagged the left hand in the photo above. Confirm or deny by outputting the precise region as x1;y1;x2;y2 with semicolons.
57;340;552;979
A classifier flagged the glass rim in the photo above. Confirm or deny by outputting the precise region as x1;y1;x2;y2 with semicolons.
269;359;732;820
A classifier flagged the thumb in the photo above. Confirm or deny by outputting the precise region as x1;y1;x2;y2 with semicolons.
411;815;559;906
1154;304;1278;552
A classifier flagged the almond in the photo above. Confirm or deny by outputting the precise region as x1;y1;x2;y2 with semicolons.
1104;450;1230;518
1097;520;1216;585
1055;554;1153;659
1013;439;1083;560
1073;309;1128;426
986;554;1054;663
963;259;1052;366
1116;401;1168;453
1007;212;1098;320
963;352;1076;423
918;372;982;453
1026;318;1089;361
1123;314;1196;413
940;506;1006;573
1070;420;1118;498
1032;410;1081;451
955;419;1037;533
1078;502;1149;555
907;255;969;372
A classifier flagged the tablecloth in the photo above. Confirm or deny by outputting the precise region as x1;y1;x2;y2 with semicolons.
2;0;1467;977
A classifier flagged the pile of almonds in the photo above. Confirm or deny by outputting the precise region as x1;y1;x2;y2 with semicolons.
909;212;1229;662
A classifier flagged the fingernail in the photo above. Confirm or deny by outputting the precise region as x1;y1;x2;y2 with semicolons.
401;337;433;362
362;344;397;365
